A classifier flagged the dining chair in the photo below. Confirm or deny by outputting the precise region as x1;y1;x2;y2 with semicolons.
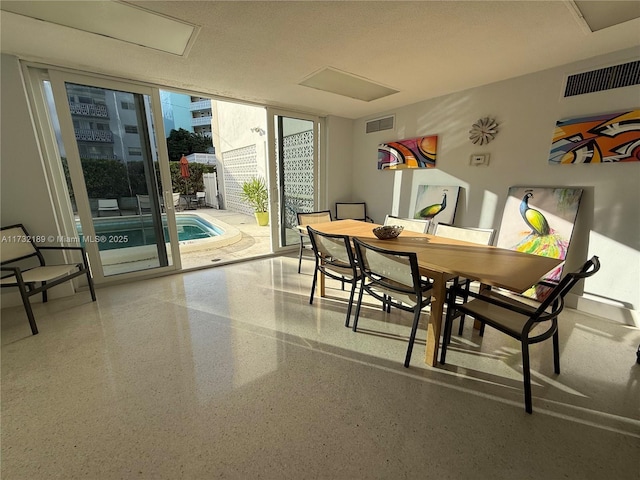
306;226;361;328
440;256;600;413
352;238;434;368
433;223;496;335
384;215;430;233
296;210;332;273
335;202;373;222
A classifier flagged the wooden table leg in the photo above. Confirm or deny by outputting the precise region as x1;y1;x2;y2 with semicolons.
425;275;446;367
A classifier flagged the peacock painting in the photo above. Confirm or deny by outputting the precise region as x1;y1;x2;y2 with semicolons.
496;187;583;300
413;185;460;227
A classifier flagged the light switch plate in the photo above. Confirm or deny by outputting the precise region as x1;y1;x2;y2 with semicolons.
470;154;489;166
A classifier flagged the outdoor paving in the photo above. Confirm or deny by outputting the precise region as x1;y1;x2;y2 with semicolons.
179;208;273;269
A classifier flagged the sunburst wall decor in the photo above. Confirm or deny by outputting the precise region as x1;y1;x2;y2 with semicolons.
469;117;499;145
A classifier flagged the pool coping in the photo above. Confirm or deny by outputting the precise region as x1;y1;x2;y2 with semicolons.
99;212;243;265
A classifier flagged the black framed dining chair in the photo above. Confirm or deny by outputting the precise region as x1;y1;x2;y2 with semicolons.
306;226;361;328
432;223;496;335
335;202;373;222
440;256;600;413
352;238;433;368
296;210;332;273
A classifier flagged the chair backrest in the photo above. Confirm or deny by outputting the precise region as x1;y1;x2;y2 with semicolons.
335;202;367;221
0;224;42;265
98;199;119;210
196;191;206;199
352;238;422;296
172;193;181;207
297;210;332;227
433;223;495;245
306;226;356;271
384;215;430;233
136;195;151;214
533;256;600;320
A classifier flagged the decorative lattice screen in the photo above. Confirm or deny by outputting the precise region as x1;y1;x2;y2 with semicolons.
222;144;258;216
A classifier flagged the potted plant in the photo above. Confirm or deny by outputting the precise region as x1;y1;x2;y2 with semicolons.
240;176;269;226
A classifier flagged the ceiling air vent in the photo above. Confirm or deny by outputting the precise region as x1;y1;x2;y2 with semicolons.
366;115;395;133
564;60;640;97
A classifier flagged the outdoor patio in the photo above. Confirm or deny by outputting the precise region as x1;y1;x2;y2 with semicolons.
179;207;279;269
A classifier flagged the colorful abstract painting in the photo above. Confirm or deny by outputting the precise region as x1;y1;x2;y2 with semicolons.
496;187;583;300
549;110;640;164
378;135;437;170
412;185;460;227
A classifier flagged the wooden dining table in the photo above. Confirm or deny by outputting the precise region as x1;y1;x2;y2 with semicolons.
307;219;563;367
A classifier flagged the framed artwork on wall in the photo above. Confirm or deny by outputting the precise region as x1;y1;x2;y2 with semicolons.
549;109;640;164
412;185;460;227
496;186;583;299
378;135;437;170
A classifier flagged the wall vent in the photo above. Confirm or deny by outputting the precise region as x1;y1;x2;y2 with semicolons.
366;115;394;133
564;60;640;97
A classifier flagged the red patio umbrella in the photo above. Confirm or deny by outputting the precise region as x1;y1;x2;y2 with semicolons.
179;154;190;178
179;154;190;195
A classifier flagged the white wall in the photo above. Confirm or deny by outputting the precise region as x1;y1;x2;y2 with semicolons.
325;115;354;213
350;47;640;324
1;54;74;305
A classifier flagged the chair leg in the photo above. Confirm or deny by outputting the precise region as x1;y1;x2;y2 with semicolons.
298;243;304;274
345;280;357;328
457;279;470;335
352;283;366;332
309;267;318;305
521;340;533;414
42;282;48;303
440;299;455;365
18;286;38;335
552;328;561;374
404;308;422;368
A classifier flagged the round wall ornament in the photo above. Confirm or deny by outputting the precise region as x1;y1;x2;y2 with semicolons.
469;117;499;145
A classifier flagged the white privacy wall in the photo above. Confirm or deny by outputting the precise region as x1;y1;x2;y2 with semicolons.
348;47;640;323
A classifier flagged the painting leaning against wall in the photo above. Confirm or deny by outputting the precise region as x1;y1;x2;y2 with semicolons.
549;109;640;164
378;135;437;170
412;185;460;227
496;186;583;300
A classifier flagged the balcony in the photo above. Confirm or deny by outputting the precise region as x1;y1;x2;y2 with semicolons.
75;128;113;143
69;102;109;118
189;100;211;111
192;116;212;126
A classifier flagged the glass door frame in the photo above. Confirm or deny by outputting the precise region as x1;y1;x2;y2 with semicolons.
47;70;181;282
265;108;323;254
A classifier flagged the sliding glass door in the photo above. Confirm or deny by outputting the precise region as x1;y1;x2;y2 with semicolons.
267;109;320;252
48;71;180;280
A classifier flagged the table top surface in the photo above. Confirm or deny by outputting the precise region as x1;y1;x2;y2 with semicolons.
308;219;563;294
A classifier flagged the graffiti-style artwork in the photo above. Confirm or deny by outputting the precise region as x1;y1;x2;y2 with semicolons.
412;185;460;227
378;135;437;170
549;110;640;164
496;186;582;300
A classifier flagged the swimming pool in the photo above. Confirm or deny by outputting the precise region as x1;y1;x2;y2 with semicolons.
78;214;224;251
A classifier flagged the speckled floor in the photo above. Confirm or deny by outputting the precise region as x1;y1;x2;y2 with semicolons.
2;255;639;479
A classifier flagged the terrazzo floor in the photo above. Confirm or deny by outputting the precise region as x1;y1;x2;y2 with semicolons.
2;255;639;479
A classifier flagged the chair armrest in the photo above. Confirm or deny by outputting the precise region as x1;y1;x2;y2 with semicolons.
452;286;537;317
38;246;88;253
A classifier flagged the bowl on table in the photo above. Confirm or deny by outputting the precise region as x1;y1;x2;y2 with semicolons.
372;225;404;240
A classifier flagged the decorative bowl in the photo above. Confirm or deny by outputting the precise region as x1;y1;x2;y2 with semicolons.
373;225;404;240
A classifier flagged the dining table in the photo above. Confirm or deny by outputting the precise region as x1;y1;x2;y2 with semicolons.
306;219;563;367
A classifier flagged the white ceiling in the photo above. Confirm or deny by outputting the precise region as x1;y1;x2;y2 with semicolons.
1;1;639;119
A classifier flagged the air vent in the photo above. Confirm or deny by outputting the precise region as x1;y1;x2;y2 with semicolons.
366;115;395;133
564;60;640;97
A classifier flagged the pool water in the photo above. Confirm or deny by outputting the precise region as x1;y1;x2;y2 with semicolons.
78;214;223;251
